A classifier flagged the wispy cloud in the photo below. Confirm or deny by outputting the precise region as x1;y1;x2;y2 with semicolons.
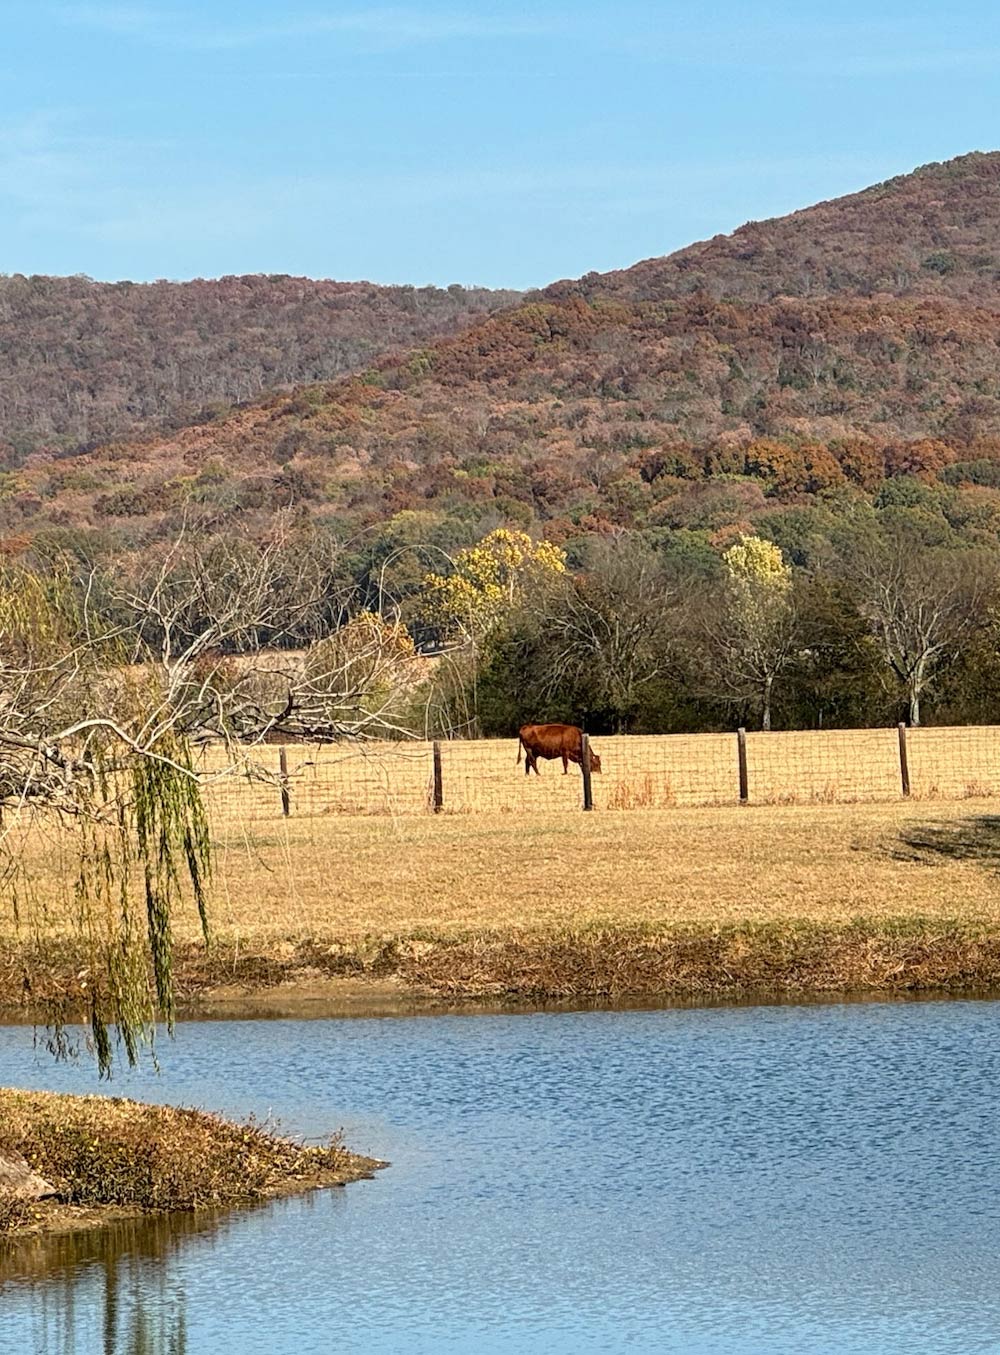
53;4;162;37
55;4;555;50
51;3;1000;78
0;112;116;214
822;47;1000;77
0;112;198;246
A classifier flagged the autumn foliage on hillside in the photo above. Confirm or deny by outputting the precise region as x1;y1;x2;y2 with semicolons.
0;273;521;459
12;290;1000;553
547;151;1000;306
10;152;1000;575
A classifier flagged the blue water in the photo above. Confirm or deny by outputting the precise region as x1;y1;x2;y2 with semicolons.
2;1001;1000;1353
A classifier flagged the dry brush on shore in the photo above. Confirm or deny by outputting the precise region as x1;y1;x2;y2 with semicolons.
0;1090;382;1238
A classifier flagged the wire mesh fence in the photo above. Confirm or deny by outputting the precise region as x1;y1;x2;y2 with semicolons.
905;725;1000;800
198;724;1000;823
742;728;903;804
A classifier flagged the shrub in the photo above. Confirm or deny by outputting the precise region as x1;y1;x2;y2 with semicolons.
0;1188;32;1234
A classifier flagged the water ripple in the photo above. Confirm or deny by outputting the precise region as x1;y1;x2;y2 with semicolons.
2;1000;1000;1352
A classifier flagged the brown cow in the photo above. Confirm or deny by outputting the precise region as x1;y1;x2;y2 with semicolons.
517;724;602;777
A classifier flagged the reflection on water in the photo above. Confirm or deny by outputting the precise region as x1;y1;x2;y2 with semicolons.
2;1209;237;1353
2;1001;1000;1353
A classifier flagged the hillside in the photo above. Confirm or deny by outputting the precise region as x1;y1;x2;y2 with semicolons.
0;273;521;460
548;151;1000;305
10;152;1000;555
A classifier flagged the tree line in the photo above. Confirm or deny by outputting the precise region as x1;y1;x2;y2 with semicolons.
411;518;999;738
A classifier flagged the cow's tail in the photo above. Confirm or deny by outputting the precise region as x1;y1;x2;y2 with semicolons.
516;734;523;765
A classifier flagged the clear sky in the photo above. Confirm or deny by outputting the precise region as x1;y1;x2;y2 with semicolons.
3;1;1000;288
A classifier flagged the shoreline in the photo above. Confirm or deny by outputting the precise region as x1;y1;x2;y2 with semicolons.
6;914;1000;1244
0;1089;383;1244
6;918;1000;1026
3;1160;384;1243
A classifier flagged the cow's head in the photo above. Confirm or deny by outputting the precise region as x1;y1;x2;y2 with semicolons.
589;750;602;774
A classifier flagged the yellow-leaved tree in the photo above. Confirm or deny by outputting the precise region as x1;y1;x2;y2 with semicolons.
723;534;791;590
698;535;799;731
419;529;567;644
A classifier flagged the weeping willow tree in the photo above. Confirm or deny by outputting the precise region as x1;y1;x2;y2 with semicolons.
3;527;447;1074
0;564;211;1075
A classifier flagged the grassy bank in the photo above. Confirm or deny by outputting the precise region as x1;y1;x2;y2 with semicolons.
0;1090;382;1238
5;801;1000;1011
7;919;1000;1014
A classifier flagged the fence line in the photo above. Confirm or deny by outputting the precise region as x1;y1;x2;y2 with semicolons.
198;724;1000;823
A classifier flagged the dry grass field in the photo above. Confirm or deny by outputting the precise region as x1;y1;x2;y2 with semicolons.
197;726;1000;821
8;727;1000;1007
9;798;1000;945
178;800;1000;939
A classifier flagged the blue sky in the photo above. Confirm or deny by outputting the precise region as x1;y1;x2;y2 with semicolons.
3;1;1000;287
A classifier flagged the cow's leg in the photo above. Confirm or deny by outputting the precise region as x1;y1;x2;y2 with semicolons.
562;753;569;774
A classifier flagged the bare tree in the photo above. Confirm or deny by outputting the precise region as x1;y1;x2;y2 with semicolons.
1;527;430;1072
539;538;681;731
694;583;803;731
845;529;993;727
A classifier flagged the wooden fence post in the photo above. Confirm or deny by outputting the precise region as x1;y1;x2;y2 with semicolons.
278;745;291;817
897;722;911;798
432;740;444;813
581;733;594;811
737;727;749;804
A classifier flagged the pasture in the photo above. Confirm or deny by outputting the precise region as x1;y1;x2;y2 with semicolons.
197;725;1000;821
8;726;1000;1008
9;796;1000;946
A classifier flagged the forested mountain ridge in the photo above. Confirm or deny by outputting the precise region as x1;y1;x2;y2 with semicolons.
10;152;1000;560
547;151;1000;305
0;273;522;459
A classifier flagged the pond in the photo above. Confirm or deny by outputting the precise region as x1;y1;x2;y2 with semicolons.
2;1000;1000;1353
